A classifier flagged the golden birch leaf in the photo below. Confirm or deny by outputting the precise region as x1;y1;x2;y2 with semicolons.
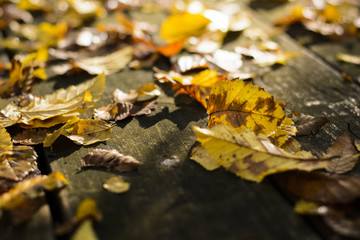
74;47;133;75
325;132;359;174
103;177;130;194
81;149;143;172
0;145;39;181
0;126;12;153
192;125;330;182
43;117;112;147
19;73;105;127
160;12;211;43
207;79;296;146
0;171;67;224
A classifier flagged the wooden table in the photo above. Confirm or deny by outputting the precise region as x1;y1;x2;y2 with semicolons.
1;1;360;239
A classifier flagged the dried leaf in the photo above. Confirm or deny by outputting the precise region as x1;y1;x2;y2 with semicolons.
14;73;105;128
173;55;208;74
103;177;130;194
156;41;184;57
324;132;359;174
207;79;296;146
81;149;143;172
294;114;329;136
0;145;38;181
12;128;49;145
295;200;360;238
160;12;211;43
0;171;67;224
337;53;360;65
74;47;133;75
43;117;112;147
280;171;360;205
192;125;329;182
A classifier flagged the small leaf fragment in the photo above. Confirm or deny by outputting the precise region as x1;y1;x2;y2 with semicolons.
71;219;99;240
103;177;130;194
81;149;143;172
192;125;329;182
294;114;329;136
76;198;102;222
0;126;13;153
325;132;359;174
337;53;360;65
12;128;48;145
43;117;112;147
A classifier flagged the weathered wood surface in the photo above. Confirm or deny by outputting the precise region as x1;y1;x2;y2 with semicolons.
2;1;360;240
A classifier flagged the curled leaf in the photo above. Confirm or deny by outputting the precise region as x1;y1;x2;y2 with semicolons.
12;128;49;145
43;117;112;147
103;177;130;194
294;114;329;136
337;53;360;65
324;132;359;174
81;149;143;172
192;125;329;182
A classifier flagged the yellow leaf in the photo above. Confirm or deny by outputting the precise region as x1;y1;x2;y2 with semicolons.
192;125;329;182
160;12;211;43
103;177;130;194
74;47;133;75
71;219;99;240
43;117;112;147
207;79;296;146
17;73;105;127
0;126;12;154
191;145;220;171
0;145;38;181
0;171;67;224
76;198;102;222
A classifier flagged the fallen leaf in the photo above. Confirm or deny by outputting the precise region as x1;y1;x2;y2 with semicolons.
156;41;184;57
0;145;39;181
192;125;329;182
0;171;67;224
279;171;360;205
81;149;143;172
324;132;359;174
295;200;360;238
191;145;220;171
337;53;360;65
160;12;211;43
12;128;49;145
173;55;208;74
207;79;296;146
74;47;133;75
103;177;130;194
71;219;99;240
294;114;329;136
43;117;112;147
76;198;102;222
0;126;13;153
11;73;105;128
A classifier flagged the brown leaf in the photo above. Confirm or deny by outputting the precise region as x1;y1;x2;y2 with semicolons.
80;149;143;172
279;171;360;205
12;128;49;145
324;132;359;174
294;114;329;136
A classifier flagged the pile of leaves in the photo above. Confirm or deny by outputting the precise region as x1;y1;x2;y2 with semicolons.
0;0;360;239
